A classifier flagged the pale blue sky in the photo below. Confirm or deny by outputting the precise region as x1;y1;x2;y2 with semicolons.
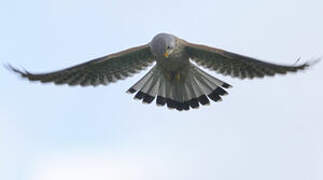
1;0;322;180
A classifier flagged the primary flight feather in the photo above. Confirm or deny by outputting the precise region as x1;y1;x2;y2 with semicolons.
8;33;317;111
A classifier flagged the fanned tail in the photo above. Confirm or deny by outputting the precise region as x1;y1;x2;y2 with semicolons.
127;64;232;111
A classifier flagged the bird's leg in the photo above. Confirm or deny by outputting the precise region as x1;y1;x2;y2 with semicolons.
175;73;181;81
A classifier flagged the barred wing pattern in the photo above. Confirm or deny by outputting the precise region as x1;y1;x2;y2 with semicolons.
9;45;154;86
185;43;311;79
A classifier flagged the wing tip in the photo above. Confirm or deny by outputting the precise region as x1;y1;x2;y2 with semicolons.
304;57;321;68
4;63;29;77
292;57;320;70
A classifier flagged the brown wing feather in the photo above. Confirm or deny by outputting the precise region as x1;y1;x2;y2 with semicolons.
185;42;317;79
8;44;154;86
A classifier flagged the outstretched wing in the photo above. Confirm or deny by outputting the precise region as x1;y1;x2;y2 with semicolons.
8;44;154;86
185;42;316;79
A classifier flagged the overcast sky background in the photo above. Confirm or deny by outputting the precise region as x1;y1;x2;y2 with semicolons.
1;0;322;180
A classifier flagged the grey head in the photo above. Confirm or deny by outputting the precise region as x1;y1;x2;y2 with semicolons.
149;33;177;58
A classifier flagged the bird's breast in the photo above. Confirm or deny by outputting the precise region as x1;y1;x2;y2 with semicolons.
155;54;191;83
156;55;189;71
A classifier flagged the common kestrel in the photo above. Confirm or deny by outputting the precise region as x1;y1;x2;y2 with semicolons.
8;33;318;111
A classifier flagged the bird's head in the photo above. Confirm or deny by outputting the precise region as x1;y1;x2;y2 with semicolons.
150;33;176;58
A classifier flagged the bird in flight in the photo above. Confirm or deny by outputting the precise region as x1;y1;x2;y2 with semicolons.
8;33;318;111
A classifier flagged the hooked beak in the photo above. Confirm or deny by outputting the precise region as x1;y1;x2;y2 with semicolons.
164;51;169;58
